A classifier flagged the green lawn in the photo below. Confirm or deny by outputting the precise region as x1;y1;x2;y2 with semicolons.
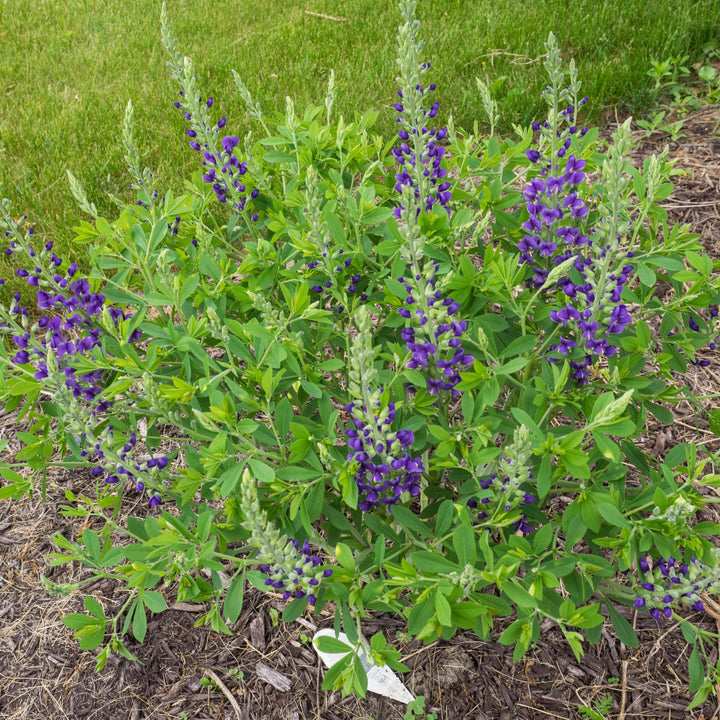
0;0;719;258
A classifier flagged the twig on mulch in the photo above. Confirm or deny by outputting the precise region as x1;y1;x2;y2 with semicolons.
201;668;243;720
618;610;641;720
618;658;629;720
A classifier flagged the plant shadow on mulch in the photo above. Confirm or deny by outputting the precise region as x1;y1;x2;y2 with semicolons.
2;105;720;720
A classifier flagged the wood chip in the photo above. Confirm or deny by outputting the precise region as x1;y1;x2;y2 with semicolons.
170;602;206;612
294;616;317;631
255;662;292;692
249;614;266;650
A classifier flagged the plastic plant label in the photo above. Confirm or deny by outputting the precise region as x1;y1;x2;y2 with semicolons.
313;629;415;704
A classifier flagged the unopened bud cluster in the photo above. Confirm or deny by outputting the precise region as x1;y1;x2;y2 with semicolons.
240;469;331;604
632;552;720;620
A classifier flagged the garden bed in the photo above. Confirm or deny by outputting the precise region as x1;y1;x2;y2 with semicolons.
1;105;719;720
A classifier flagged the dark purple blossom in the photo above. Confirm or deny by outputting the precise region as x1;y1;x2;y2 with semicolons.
259;539;331;605
392;60;450;217
345;399;424;511
630;553;720;620
397;264;473;396
466;467;537;535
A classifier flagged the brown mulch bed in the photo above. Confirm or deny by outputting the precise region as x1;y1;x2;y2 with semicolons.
2;106;720;720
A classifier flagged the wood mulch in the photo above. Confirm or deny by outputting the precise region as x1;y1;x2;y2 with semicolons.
1;105;720;720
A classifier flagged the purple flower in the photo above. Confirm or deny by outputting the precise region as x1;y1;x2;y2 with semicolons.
258;539;331;605
392;65;450;216
399;266;473;396
345;399;424;511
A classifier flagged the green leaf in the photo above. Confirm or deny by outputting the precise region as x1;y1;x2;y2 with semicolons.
198;255;222;282
248;458;275;483
217;464;244;496
501;581;537;609
275;397;293;440
283;596;308;622
450;601;484;629
693;521;720;535
501;334;538;358
688;644;704;692
75;624;106;651
306;479;326;523
410;551;459;574
180;273;200;303
391;505;433;538
510;407;543;439
562;449;591;479
374;535;386;569
223;575;245;624
142;590;168;614
263;150;296;163
498;618;525;645
593;501;631;529
82;529;101;561
646;401;675;425
605;602;638;647
144;290;174;306
592;432;621;463
341;603;358;644
665;443;690;468
245;569;271;591
427;424;452;441
407;594;436;635
84;595;106;620
593;418;636;437
564;514;587;550
321;653;352;691
133;601;147;643
536;454;553;500
315;635;353;654
196;510;213;543
687;682;713;711
453;524;476;567
334;543;355;572
710;409;720;437
532;524;554;554
495;357;528;375
62;613;101;631
637;263;656;287
435;499;454;537
434;590;453;626
672;270;702;283
680;620;698;644
300;379;323;399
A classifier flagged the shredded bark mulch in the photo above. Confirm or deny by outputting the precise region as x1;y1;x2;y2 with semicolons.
2;105;720;720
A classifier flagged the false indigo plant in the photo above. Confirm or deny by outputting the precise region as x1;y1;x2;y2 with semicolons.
2;0;720;709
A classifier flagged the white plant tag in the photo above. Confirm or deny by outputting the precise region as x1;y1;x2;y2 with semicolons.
313;629;415;704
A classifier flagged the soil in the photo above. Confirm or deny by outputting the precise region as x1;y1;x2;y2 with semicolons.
1;105;720;720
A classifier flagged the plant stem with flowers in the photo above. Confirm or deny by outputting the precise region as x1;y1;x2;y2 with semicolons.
2;0;720;709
